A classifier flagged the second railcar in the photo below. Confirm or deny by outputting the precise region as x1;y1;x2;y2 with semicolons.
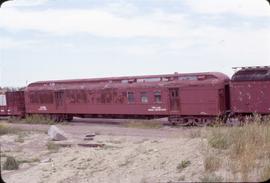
24;72;229;125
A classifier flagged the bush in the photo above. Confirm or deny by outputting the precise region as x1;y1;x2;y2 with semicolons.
3;156;19;170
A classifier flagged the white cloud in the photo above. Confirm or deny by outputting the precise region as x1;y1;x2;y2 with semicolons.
0;8;191;38
186;0;270;17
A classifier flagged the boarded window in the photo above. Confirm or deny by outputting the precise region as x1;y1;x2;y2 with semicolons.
39;92;53;104
29;92;39;104
127;92;135;103
141;92;148;103
154;91;162;103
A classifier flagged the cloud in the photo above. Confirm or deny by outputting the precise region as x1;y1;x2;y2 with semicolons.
0;8;191;38
186;0;270;17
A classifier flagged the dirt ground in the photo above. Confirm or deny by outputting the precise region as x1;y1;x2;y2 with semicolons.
0;120;266;183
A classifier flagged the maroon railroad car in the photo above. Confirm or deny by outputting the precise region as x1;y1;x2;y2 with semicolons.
230;66;270;115
24;72;229;125
0;91;25;117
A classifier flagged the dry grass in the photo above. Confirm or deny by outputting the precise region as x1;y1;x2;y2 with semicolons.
0;123;18;136
8;115;56;125
204;154;221;172
46;142;61;153
123;120;163;129
3;156;19;170
23;115;55;125
200;173;224;182
205;116;270;182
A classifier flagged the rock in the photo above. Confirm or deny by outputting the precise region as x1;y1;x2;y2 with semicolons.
48;125;67;141
84;137;94;141
85;133;96;138
41;158;52;163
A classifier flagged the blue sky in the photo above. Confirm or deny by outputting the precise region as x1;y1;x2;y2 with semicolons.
0;0;270;87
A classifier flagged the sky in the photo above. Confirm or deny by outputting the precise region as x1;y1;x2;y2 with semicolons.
0;0;270;87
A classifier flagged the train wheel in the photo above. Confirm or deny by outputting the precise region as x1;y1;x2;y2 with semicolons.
193;118;213;127
66;115;73;122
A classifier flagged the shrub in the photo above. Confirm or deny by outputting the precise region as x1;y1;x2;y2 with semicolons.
3;156;19;170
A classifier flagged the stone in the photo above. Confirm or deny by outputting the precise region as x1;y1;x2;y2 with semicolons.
48;125;67;141
41;158;52;163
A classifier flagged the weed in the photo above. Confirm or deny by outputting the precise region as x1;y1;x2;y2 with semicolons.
207;128;231;150
3;156;19;170
23;115;55;125
200;173;224;182
206;118;270;181
260;164;270;182
0;124;18;136
15;133;26;143
46;142;61;153
204;155;221;172
189;129;201;138
177;160;191;172
124;120;163;129
178;176;185;181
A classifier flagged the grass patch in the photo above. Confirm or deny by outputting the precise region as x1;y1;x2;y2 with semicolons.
14;133;27;143
9;115;55;125
23;115;55;125
0;123;18;136
189;129;201;138
206;118;270;182
260;163;270;182
123;120;163;129
200;173;224;182
46;142;61;153
177;160;191;172
3;156;19;170
204;155;221;172
207;128;231;150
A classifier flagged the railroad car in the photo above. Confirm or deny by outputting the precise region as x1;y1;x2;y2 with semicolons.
23;72;230;125
0;91;25;117
230;66;270;116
